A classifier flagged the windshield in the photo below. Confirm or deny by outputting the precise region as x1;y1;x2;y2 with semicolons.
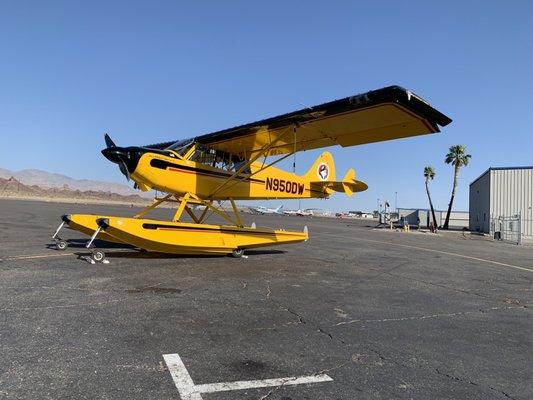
166;139;195;156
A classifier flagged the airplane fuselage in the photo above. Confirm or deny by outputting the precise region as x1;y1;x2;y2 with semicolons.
130;151;331;200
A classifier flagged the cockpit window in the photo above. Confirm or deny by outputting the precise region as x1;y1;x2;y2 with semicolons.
188;143;250;173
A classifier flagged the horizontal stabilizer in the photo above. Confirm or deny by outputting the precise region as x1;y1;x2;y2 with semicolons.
310;168;368;197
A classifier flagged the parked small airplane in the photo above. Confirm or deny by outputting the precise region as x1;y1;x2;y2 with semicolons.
283;209;299;216
51;86;451;262
296;209;314;217
249;205;284;215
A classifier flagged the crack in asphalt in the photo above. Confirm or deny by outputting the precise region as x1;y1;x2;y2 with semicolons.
355;260;412;284
263;279;526;400
285;307;306;324
265;281;271;300
257;360;357;400
435;368;517;399
383;270;505;302
333;305;529;326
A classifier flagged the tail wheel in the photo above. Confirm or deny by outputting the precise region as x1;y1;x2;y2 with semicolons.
56;240;68;251
231;248;244;258
92;250;106;263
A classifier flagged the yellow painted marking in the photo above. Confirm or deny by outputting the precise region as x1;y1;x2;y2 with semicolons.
0;253;74;262
326;233;533;273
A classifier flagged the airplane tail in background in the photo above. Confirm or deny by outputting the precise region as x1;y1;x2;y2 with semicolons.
275;205;284;213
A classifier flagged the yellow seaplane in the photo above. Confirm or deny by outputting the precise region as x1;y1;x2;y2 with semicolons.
51;86;451;262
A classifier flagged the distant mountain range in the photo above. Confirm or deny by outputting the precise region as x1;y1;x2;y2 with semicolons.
0;176;149;204
0;167;150;198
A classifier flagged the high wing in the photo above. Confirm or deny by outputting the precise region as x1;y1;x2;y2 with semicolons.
147;86;451;158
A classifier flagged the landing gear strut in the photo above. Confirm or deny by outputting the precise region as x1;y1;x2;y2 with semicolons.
85;227;108;264
51;220;68;250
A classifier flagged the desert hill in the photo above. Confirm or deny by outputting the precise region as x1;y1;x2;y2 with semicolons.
0;176;150;205
0;167;149;198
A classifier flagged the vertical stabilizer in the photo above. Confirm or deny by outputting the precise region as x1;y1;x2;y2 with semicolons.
302;151;336;182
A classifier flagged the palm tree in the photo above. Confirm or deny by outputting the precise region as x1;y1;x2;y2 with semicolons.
443;145;472;229
424;166;438;229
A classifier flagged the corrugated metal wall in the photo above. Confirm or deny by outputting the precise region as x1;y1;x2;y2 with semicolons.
469;170;491;233
490;168;533;237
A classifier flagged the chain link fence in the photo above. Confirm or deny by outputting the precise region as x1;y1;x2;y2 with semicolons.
490;214;522;245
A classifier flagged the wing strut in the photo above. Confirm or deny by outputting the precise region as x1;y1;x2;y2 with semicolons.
292;125;297;173
130;192;247;227
207;126;294;198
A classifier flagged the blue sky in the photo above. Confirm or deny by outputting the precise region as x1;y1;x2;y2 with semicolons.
0;1;531;212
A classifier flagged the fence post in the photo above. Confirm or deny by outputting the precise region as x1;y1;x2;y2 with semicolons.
518;212;522;245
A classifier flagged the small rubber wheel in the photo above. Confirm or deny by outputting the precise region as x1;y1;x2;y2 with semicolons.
92;250;106;262
56;240;68;251
231;248;244;258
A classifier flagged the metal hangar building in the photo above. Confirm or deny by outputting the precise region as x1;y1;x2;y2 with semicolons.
469;166;533;239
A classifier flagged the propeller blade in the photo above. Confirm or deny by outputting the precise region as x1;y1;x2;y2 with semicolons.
104;133;116;148
118;161;130;181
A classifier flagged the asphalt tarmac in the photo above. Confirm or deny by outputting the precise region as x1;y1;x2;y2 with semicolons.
0;198;532;400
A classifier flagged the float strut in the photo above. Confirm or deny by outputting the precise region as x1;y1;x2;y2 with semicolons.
52;221;65;239
86;227;102;249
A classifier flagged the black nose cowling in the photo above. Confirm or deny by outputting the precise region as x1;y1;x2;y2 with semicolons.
101;146;147;174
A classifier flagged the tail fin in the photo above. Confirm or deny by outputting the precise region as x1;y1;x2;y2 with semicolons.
304;153;367;197
275;205;284;213
311;168;368;197
342;169;356;196
302;151;336;182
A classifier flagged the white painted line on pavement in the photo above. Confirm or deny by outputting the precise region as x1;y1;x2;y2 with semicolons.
324;233;533;273
163;354;202;400
162;353;333;399
195;374;333;393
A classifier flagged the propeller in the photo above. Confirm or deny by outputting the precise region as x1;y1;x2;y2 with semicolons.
118;160;131;181
104;133;117;149
102;133;131;181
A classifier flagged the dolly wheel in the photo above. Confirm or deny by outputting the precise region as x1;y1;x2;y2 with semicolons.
56;240;68;251
231;248;244;258
92;250;106;263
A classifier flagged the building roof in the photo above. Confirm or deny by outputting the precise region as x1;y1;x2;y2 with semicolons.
397;207;468;213
470;166;533;186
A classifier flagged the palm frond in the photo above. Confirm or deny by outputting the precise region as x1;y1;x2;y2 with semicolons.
444;145;471;166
